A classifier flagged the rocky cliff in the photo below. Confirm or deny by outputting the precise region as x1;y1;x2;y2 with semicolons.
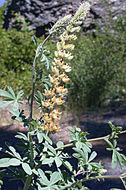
3;0;126;36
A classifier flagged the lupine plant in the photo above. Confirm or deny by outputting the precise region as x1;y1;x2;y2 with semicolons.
0;2;126;190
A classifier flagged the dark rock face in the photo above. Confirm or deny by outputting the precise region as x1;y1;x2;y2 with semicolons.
3;0;126;36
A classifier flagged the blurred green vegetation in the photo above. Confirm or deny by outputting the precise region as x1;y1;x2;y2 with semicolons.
0;4;126;110
67;15;126;110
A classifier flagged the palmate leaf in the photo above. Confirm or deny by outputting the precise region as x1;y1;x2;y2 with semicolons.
55;157;62;168
15;132;28;141
50;172;61;185
7;86;15;98
0;87;24;110
38;169;50;186
42;158;54;165
0;89;14;99
41;54;50;70
62;161;73;172
0;101;14;108
7;145;22;160
37;132;43;143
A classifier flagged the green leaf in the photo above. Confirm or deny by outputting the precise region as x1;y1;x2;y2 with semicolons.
42;158;54;165
41;54;50;70
42;133;52;145
75;141;83;149
38;184;48;190
0;89;14;99
8;146;22;160
17;90;24;100
9;158;21;166
112;150;118;168
67;126;75;133
38;169;49;185
56;141;64;148
32;169;38;175
0;158;10;167
104;138;113;149
63;161;73;172
45;144;56;155
7;86;15;98
0;101;14;108
9;108;20;117
36;43;42;57
22;163;32;175
37;132;43;143
13;101;19;110
15;132;28;141
50;172;61;185
55;157;62;168
88;151;97;162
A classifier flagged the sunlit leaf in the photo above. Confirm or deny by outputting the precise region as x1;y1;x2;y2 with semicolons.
22;163;32;175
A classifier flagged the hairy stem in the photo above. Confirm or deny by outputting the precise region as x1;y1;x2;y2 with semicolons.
66;173;126;189
29;56;37;119
55;130;126;151
23;174;33;190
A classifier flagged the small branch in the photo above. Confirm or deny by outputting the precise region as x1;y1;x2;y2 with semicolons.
55;143;73;151
41;34;51;47
88;130;126;142
23;174;33;190
29;56;37;119
55;130;126;151
65;173;126;189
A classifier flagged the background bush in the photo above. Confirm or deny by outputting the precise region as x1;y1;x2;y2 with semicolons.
67;14;126;110
0;4;126;110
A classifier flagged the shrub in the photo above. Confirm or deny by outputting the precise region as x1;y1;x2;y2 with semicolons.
67;14;126;110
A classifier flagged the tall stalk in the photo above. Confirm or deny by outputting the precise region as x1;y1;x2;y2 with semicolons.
23;35;51;190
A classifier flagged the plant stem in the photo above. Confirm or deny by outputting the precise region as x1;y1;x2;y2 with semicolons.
24;51;37;190
65;173;126;189
55;130;126;151
29;56;37;119
23;174;33;190
25;34;52;190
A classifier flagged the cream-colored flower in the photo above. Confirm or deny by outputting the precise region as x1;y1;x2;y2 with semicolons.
55;85;68;94
52;95;56;103
60;72;70;82
42;124;49;130
68;34;77;41
43;113;52;122
42;99;51;107
49;103;55;109
52;109;62;116
49;74;60;85
57;42;62;51
55;50;73;60
55;97;65;105
66;25;81;33
53;125;60;132
52;66;60;76
60;31;69;41
71;2;90;23
49;14;72;34
62;64;71;72
43;88;55;97
54;58;64;67
63;44;75;51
